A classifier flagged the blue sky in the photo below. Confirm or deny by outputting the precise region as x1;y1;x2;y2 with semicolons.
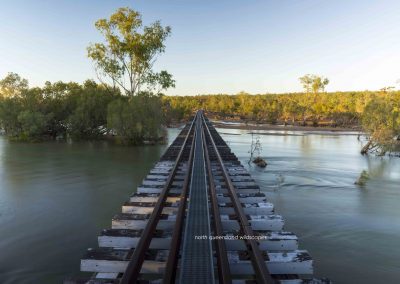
0;0;399;95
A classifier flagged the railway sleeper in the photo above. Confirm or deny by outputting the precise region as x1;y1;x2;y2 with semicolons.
97;229;298;251
81;248;312;276
111;213;284;231
128;192;268;204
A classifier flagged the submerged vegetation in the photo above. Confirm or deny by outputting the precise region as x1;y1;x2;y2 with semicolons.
361;95;400;155
1;71;400;154
355;170;370;187
248;133;266;167
0;8;173;145
0;76;164;144
0;7;399;154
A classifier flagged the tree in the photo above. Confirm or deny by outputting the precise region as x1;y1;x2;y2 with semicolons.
361;96;400;155
17;110;47;139
107;92;164;145
87;7;174;96
282;99;300;124
67;80;114;139
0;96;22;135
0;72;29;97
380;86;395;94
298;74;329;125
248;133;262;163
299;74;329;94
42;81;80;139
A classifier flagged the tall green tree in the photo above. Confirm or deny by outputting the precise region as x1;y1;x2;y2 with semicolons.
0;72;28;98
299;74;329;94
87;7;175;96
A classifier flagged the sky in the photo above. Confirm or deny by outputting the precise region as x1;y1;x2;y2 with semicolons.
0;0;400;95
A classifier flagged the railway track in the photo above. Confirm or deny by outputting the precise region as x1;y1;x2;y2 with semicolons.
67;111;329;284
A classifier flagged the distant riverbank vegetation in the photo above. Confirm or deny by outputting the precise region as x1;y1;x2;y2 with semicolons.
1;73;399;154
0;7;399;154
164;83;400;156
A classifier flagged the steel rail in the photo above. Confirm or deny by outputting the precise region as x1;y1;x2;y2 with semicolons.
120;112;198;284
201;114;275;284
163;113;197;283
201;113;232;284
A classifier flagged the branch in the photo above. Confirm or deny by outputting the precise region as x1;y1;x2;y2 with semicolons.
95;68;115;96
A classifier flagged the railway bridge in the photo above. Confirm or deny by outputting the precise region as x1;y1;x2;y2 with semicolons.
67;111;328;284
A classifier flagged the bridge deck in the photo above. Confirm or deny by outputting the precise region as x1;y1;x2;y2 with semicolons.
179;115;214;283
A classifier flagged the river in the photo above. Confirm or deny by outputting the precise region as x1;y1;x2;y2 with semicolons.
0;128;399;283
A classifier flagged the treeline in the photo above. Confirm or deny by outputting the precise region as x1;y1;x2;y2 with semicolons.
1;74;399;154
0;75;164;144
1;7;397;154
164;91;388;126
164;91;400;154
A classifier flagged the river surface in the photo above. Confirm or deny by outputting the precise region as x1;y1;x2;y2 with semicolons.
0;128;399;283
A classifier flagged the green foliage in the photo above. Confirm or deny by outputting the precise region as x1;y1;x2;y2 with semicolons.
1;70;399;153
87;7;174;96
1;8;172;144
0;96;22;136
162;91;380;127
0;83;50;140
0;72;165;144
67;80;114;140
107;92;164;145
361;93;400;154
163;90;400;154
299;74;329;94
17;110;47;139
0;72;28;97
355;170;369;186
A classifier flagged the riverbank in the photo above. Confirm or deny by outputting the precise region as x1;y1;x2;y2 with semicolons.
212;120;361;133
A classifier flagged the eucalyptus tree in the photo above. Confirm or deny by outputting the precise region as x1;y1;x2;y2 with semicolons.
299;74;329;94
87;7;175;96
298;74;330;125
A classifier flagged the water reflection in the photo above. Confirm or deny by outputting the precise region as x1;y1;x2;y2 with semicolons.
217;128;400;284
0;137;169;283
0;128;399;284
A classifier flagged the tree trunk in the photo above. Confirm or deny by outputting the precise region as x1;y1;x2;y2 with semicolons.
361;140;372;155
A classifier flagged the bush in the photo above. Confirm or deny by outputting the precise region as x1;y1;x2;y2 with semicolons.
107;92;164;145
